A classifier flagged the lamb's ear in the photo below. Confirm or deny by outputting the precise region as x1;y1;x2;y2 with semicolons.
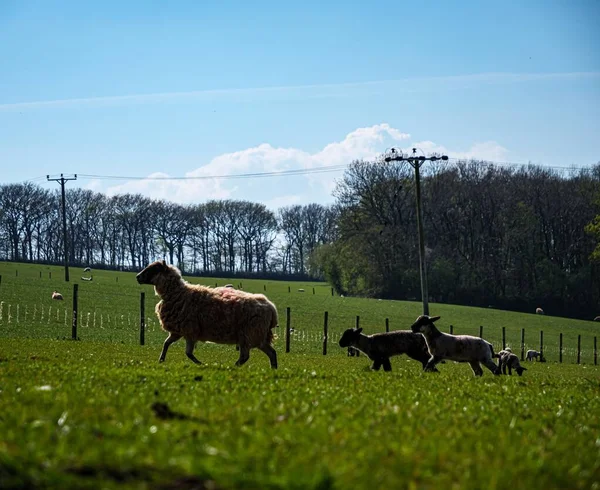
430;315;441;322
356;327;363;334
161;259;167;267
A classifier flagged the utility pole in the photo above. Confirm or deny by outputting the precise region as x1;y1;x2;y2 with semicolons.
47;174;77;282
384;149;448;315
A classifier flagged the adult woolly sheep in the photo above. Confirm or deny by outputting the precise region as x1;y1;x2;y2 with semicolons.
136;260;278;368
498;351;527;376
338;327;437;372
410;315;500;376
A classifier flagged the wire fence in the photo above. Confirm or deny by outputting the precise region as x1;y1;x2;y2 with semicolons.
0;281;598;365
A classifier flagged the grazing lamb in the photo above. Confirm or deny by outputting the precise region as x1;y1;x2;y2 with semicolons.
410;315;500;376
536;307;544;315
136;260;278;369
498;351;527;376
338;327;437;372
51;291;63;301
81;276;93;281
84;267;91;272
594;316;600;322
526;349;542;361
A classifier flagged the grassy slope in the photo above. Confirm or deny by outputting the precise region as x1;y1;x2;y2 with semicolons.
1;262;600;489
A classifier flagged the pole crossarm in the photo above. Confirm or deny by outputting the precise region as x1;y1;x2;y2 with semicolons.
47;174;78;282
383;149;448;316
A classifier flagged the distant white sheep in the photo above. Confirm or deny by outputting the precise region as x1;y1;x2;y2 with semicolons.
52;291;63;301
536;307;544;315
84;267;91;272
410;315;500;376
81;276;93;281
526;349;542;361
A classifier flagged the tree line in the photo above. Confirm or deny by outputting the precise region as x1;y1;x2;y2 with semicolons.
309;159;600;320
1;159;598;319
0;185;338;277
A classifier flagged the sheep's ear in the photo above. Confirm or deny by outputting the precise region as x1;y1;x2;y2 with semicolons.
161;259;167;267
430;315;441;323
356;327;363;334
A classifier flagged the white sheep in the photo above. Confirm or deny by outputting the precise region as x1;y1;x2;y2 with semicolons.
526;349;542;361
51;291;63;301
535;307;544;315
410;315;500;376
136;260;278;368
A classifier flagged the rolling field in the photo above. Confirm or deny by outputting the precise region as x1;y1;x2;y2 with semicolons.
1;262;600;489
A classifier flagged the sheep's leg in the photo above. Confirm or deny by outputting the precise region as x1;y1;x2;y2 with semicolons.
259;344;278;369
507;364;512;375
236;344;250;367
371;359;382;371
425;355;442;372
501;362;507;375
159;333;182;363
382;359;392;372
468;361;484;376
185;339;202;365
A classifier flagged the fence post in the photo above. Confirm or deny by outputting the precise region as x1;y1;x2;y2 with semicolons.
288;286;290;293
540;330;544;361
577;335;581;364
331;287;334;296
313;287;315;295
521;328;525;361
264;284;266;291
49;271;51;279
559;333;563;363
71;283;78;340
502;327;506;350
386;318;389;333
449;324;453;335
15;270;18;277
479;325;483;338
0;274;2;286
285;307;291;353
39;271;42;279
595;337;597;366
322;311;328;355
140;292;145;346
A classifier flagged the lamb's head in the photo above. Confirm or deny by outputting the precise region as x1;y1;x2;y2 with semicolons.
136;260;170;285
339;327;363;348
410;315;441;334
516;365;527;376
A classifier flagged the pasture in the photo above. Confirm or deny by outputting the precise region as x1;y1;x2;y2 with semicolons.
1;262;599;489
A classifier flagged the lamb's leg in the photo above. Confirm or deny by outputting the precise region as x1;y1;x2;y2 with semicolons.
382;359;392;372
236;344;250;367
501;362;507;375
259;344;278;369
507;364;513;375
371;359;382;371
159;333;182;363
468;361;484;376
185;339;201;365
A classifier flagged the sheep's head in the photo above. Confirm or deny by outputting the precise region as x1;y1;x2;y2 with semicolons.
516;366;527;376
410;315;441;334
136;260;168;285
338;327;363;348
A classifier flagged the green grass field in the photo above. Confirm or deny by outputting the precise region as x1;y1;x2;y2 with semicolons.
1;262;599;489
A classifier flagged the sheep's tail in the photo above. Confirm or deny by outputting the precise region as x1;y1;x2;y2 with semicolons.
489;343;498;358
267;310;279;344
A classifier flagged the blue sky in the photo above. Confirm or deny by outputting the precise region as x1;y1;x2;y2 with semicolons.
1;0;598;208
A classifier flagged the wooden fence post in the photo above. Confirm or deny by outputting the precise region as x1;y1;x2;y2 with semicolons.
285;307;291;353
540;330;544;361
288;286;290;293
594;337;597;366
521;328;525;361
331;287;334;296
39;271;42;279
264;284;266;291
49;271;51;279
71;284;78;340
140;292;145;346
577;335;581;364
502;327;506;350
559;333;563;363
385;318;389;333
0;274;2;286
323;311;328;355
479;325;483;338
313;287;315;295
450;325;453;335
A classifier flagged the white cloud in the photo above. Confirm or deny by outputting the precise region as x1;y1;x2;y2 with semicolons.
98;124;511;208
